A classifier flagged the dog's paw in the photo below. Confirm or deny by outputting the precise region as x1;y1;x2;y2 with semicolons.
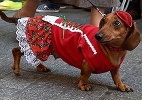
117;83;133;92
14;73;20;76
36;64;51;72
78;84;92;91
12;66;20;76
13;70;20;76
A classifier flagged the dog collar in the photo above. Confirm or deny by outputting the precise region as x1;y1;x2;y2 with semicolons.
107;44;124;51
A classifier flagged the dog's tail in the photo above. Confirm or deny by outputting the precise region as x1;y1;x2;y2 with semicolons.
0;11;18;24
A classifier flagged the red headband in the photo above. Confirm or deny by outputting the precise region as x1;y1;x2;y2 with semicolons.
115;11;133;27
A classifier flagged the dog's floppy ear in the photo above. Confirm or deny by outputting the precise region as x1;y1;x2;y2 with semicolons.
122;22;141;51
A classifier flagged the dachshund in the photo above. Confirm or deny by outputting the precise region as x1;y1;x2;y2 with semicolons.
0;11;141;92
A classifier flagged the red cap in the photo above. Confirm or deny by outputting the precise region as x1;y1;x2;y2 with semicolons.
115;11;133;27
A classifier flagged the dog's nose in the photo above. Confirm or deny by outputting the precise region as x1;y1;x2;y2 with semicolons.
95;32;103;41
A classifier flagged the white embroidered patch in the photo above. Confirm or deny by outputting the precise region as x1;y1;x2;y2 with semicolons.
42;15;59;24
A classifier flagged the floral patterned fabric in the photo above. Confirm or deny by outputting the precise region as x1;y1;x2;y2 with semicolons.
25;16;53;61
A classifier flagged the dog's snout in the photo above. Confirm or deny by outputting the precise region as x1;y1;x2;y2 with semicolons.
95;32;103;41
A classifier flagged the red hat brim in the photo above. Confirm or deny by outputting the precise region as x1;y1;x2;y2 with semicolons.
115;11;133;27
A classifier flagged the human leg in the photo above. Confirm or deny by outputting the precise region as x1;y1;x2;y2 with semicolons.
14;0;40;18
90;7;105;27
89;0;120;27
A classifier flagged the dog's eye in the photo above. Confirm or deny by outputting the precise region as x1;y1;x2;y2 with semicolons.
113;20;121;27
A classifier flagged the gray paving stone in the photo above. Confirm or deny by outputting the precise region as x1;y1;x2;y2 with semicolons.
0;6;142;100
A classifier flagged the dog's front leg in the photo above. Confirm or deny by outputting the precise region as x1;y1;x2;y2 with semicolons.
78;59;92;91
110;67;133;92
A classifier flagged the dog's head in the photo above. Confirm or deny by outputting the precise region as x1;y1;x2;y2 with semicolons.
95;11;141;51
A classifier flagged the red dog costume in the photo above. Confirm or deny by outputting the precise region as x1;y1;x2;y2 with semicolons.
16;11;132;74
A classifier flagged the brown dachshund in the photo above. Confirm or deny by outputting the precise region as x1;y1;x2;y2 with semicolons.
0;11;141;92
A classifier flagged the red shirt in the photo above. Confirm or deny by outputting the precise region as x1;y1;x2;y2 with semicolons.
51;18;125;74
25;16;125;74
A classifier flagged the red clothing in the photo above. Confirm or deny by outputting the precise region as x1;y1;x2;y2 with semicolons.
51;18;125;74
25;16;125;74
26;16;53;61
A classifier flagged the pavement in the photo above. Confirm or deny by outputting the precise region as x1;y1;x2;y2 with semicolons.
0;6;142;100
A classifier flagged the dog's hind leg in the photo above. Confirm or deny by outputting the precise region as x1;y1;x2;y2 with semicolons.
12;47;51;76
12;47;23;76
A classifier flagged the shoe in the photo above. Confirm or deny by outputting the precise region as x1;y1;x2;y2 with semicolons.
36;4;60;13
0;1;22;10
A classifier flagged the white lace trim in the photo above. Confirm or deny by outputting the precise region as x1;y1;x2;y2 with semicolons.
16;18;41;68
